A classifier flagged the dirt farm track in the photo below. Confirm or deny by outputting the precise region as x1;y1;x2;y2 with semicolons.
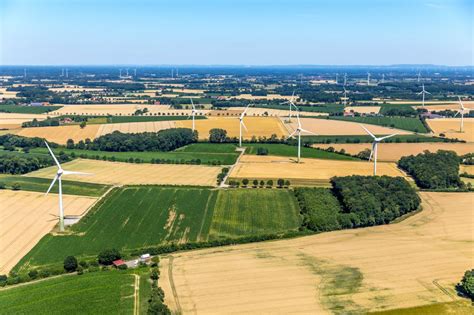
160;192;474;314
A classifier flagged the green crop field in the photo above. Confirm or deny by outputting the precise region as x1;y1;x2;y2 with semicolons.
209;189;300;238
328;116;428;133
0;105;62;114
0;175;109;197
15;186;302;270
176;143;238;153
370;301;474;315
244;143;358;160
0;272;135;314
30;145;239;165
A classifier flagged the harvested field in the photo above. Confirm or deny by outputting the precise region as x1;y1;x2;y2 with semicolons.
161;192;474;314
0;88;17;99
426;118;474;142
0;190;97;274
344;106;381;114
233;94;294;100
27;159;222;186
285;118;412;136
314;143;474;162
231;106;328;117
413;104;474;112
0;113;47;129
229;155;405;186
96;120;177;135
17;124;101;144
176;117;288;140
460;165;474;175
172;88;205;94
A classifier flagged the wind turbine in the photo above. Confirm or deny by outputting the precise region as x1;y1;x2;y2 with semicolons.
343;87;348;107
367;72;371;85
280;91;296;122
335;73;338;84
360;125;397;176
344;73;347;86
238;104;252;147
287;108;316;163
454;96;466;132
188;98;202;132
417;72;421;83
381;73;385;84
44;141;89;232
417;84;430;107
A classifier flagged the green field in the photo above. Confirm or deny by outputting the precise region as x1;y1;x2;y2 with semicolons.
0;105;62;114
328;116;428;133
30;145;239;165
0;272;135;314
57;115;208;125
244;143;358;160
301;134;450;144
0;175;109;197
16;186;301;270
370;301;474;315
176;143;238;153
210;189;300;238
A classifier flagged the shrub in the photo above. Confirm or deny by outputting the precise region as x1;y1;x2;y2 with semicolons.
63;256;78;272
252;179;259;187
277;178;284;188
77;265;84;275
28;270;38;280
11;183;21;190
97;248;121;265
256;147;269;155
284;180;291;187
117;264;128;270
242;178;249;187
266;180;273;188
150;268;160;280
457;269;474;300
259;180;265;187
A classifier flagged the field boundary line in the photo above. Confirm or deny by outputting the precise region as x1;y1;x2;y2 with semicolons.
432;279;456;301
167;256;182;314
133;274;139;315
0;272;76;291
219;147;245;188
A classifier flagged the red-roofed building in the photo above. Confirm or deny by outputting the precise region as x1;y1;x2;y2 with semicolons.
112;259;126;267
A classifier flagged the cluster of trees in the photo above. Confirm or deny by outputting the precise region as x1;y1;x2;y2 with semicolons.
457;269;474;301
68;129;197;152
216;167;229;185
228;178;290;188
0;154;68;174
208;128;287;144
295;176;420;232
147;262;171;314
398;150;463;189
0;134;50;149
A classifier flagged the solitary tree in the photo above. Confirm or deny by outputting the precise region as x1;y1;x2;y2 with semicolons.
79;121;87;129
64;256;78;272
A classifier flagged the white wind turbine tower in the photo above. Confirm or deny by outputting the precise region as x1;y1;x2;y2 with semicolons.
381;73;385;84
280;91;296;122
44;141;89;232
417;72;421;82
454;96;466;132
287;108;316;163
335;73;338;84
417;84;430;107
188;98;202;132
360;125;397;176
344;73;347;86
343;87;348;107
367;72;371;85
238;104;252;147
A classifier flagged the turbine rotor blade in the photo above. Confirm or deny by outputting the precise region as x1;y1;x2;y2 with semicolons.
360;125;376;139
378;133;398;141
45;175;59;195
300;128;316;135
286;130;297;139
44;141;61;168
241;121;248;132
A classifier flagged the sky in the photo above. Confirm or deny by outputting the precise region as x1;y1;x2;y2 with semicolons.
0;0;472;66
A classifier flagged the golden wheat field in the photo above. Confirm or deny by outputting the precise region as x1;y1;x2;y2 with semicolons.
228;155;405;185
233;94;294;100
460;165;474;175
17;124;101;144
314;143;474;162
344;106;381;114
285;118;412;136
27;159;222;186
176;117;288;140
230;107;328;117
0;88;18;99
413;103;474;112
0;113;48;129
96;121;177;136
0;190;97;274
426;118;474;142
160;192;474;314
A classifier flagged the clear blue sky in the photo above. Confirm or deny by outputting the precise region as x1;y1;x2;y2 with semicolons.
0;0;472;65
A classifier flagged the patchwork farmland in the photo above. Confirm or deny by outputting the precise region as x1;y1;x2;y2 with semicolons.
160;192;474;314
14;187;301;270
426;118;474;142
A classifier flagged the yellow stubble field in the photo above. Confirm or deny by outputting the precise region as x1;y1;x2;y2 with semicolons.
160;192;474;314
27;159;222;187
314;143;474;162
0;190;97;274
0;113;48;129
176;117;288;140
228;155;405;185
17;124;101;144
285;118;412;136
96;121;177;136
426;118;474;142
